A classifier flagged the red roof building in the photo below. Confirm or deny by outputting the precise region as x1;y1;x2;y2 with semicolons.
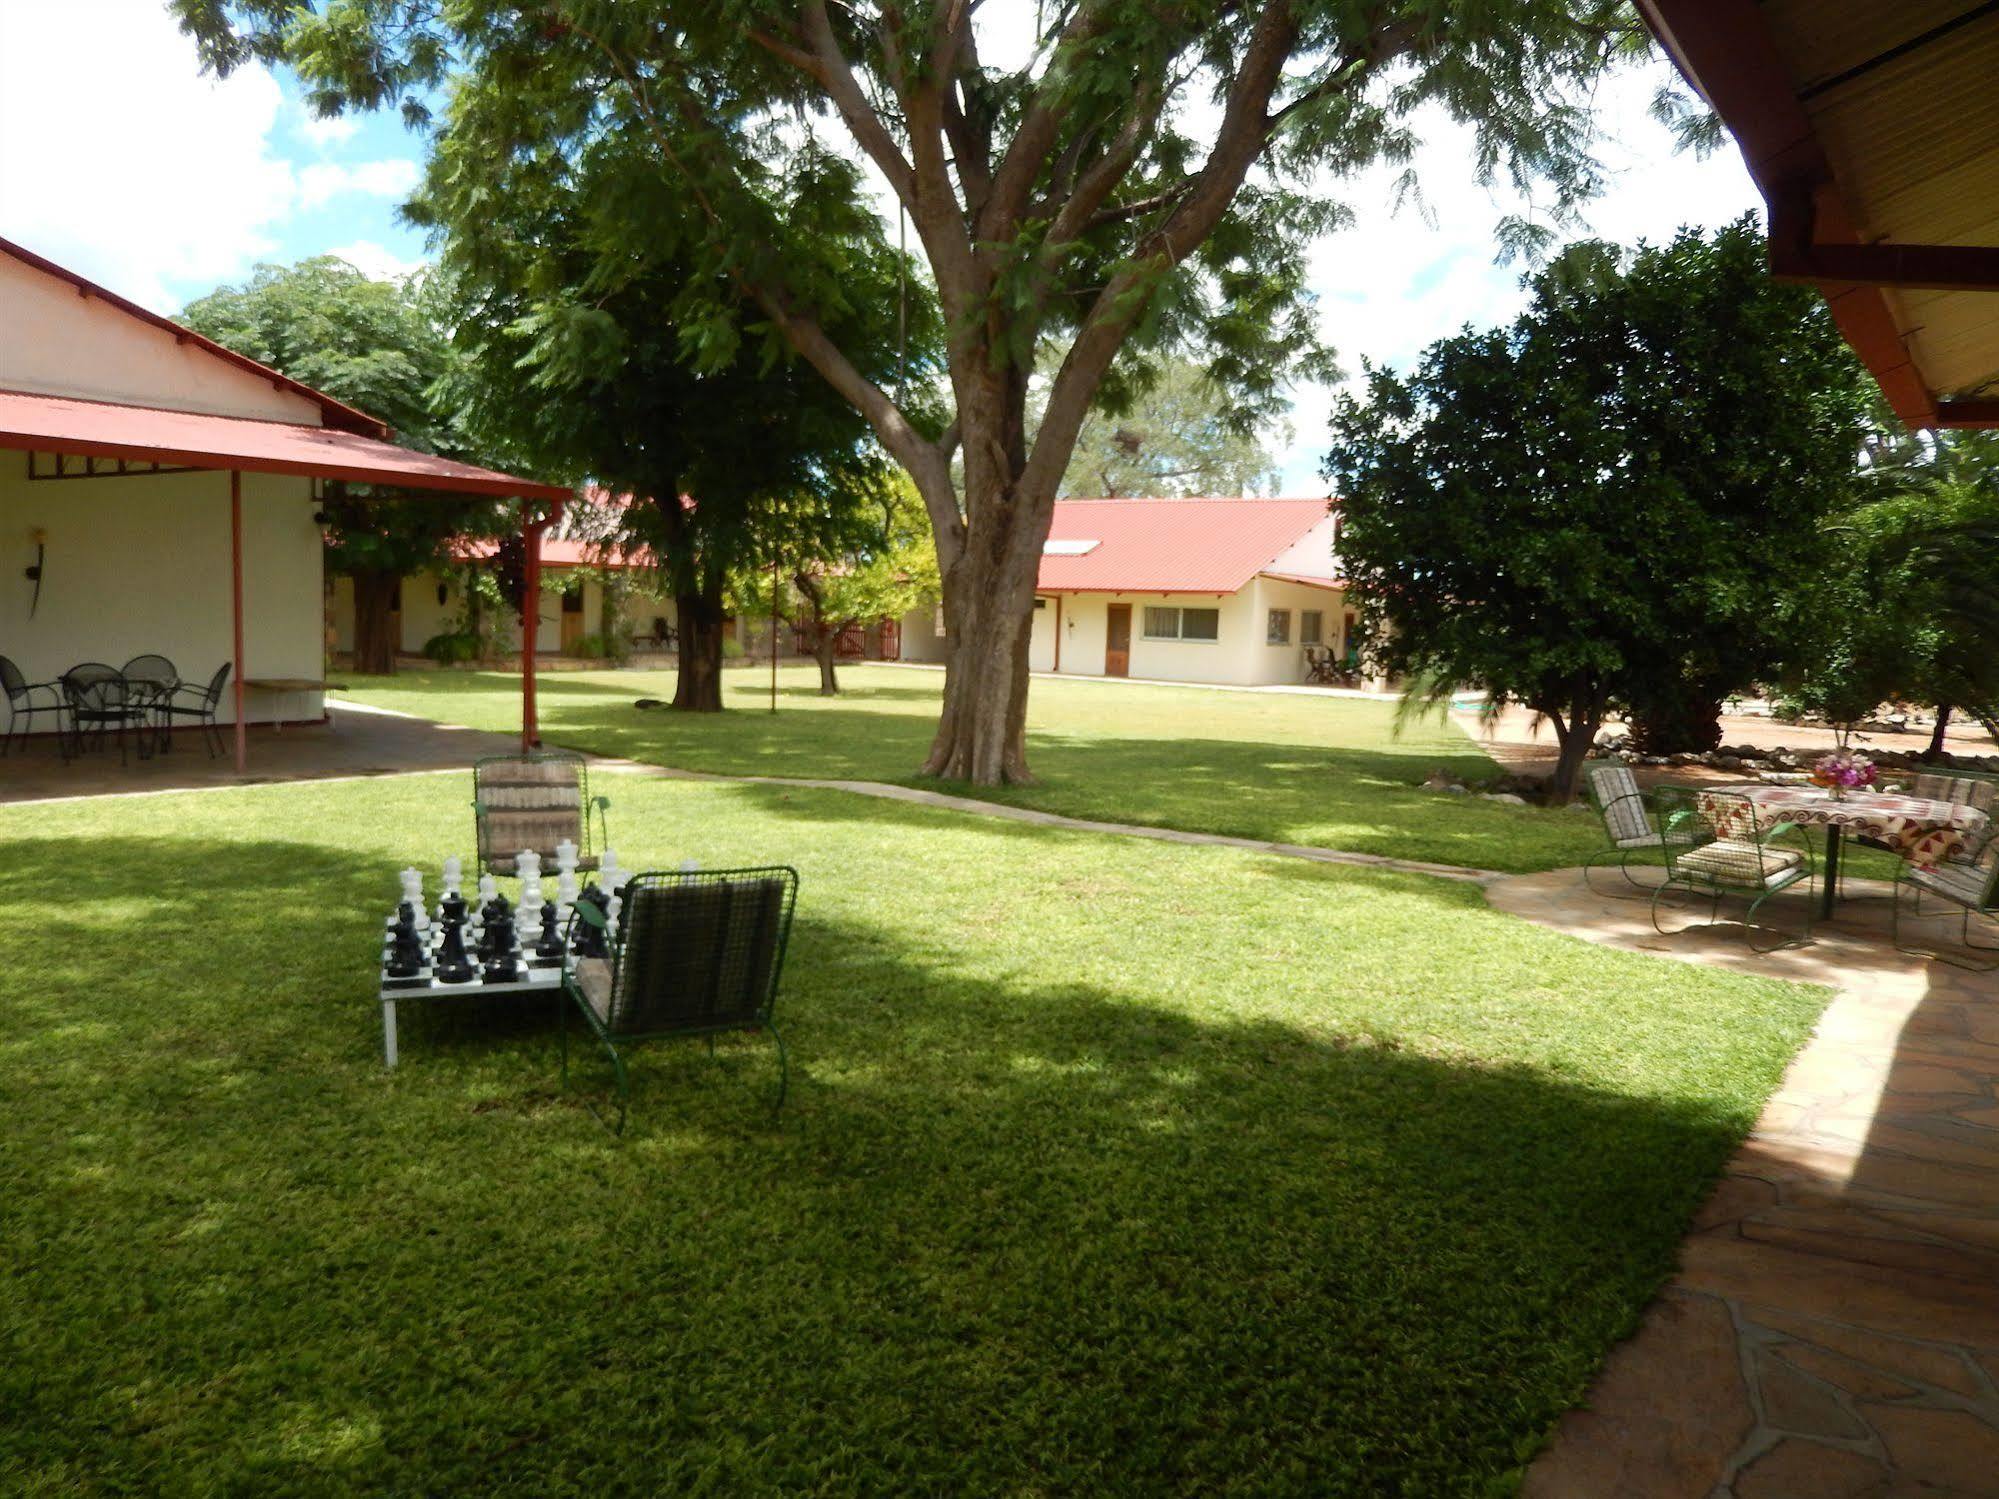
904;496;1355;688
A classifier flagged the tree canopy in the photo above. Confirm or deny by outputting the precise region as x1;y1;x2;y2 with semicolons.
1055;356;1285;497
1325;218;1873;798
174;0;1665;783
179;255;497;673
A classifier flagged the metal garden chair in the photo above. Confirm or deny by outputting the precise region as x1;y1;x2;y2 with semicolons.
1;655;67;755
472;749;611;875
61;662;150;765
1892;826;1999;969
158;663;231;758
1652;785;1816;951
1582;763;1667;894
560;866;800;1132
121;654;179;752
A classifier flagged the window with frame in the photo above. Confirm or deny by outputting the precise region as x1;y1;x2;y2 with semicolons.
1143;605;1220;641
1301;610;1323;645
1266;608;1291;645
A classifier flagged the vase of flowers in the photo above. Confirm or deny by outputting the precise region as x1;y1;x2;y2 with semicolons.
1810;748;1877;801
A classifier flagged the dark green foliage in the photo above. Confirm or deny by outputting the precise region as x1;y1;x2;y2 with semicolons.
179;257;501;580
1327;218;1873;795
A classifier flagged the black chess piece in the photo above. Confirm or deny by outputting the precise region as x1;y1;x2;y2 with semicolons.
435;917;475;984
535;902;564;960
483;890;511;925
385;915;424;979
571;885;611;958
439;889;467;925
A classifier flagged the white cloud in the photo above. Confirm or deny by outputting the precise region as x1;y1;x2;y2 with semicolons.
299;111;360;148
298;157;420;209
327;239;429;282
0;0;298;310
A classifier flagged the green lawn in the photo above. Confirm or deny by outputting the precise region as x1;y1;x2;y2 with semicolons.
2;772;1824;1494
345;664;1604;873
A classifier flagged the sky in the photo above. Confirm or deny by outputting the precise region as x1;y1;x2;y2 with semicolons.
0;0;1763;493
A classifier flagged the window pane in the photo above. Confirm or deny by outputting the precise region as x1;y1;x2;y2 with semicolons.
1266;608;1291;644
1301;610;1322;644
1181;608;1220;641
1143;606;1179;639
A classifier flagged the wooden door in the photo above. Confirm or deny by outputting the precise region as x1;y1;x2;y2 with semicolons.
1105;604;1131;677
560;583;586;653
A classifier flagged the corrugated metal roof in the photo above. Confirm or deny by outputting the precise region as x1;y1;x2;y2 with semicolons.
0;387;570;500
1036;497;1335;595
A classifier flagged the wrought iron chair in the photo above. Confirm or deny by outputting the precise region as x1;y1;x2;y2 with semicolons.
1652;785;1815;951
1;655;67;755
1892;826;1999;969
560;866;800;1132
158;663;232;758
473;750;611;875
1582;763;1667;895
121;654;179;752
61;662;151;765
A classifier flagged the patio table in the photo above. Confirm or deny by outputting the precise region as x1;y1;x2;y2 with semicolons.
1695;784;1988;919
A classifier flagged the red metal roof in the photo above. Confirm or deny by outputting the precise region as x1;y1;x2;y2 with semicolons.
0;387;570;501
0;234;392;438
451;534;654;569
1037;497;1336;595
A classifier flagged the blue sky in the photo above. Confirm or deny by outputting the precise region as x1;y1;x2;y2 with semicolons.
0;0;1763;492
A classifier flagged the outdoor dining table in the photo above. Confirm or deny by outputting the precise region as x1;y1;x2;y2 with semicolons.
1695;784;1989;919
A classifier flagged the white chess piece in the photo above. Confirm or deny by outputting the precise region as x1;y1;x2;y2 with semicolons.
516;849;542;884
477;873;498;909
555;838;579;876
399;867;430;932
605;891;622;944
599;848;627;896
441;854;462;894
519;860;545;919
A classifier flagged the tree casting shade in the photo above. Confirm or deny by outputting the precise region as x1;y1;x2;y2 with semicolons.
0;387;570;501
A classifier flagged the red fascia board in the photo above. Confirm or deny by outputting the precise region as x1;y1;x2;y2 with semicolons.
0;234;393;438
1633;0;1940;427
0;390;570;501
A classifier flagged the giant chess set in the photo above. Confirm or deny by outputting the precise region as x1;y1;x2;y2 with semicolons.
379;839;634;999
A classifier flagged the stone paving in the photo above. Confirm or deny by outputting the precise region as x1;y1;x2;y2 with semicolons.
1497;870;1999;1498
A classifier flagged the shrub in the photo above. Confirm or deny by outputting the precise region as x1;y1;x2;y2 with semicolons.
422;630;482;665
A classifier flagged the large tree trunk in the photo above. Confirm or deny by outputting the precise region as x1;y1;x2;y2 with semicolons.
1924;703;1954;762
922;502;1045;782
793;572;840;695
352;569;400;676
673;583;726;712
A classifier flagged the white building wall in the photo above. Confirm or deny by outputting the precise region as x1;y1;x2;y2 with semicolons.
0;254;324;425
0;465;322;723
1242;576;1347;685
897;602;952;663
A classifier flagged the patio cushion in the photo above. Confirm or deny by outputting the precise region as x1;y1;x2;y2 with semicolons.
572;958;613;1023
1909;860;1999;909
1589;765;1651;843
1614;832;1665;850
1676;838;1803;888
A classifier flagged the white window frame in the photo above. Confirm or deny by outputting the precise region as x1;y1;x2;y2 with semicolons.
1142;605;1221;643
1267;608;1292;645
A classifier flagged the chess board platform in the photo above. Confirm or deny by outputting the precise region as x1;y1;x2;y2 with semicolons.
378;905;592;1066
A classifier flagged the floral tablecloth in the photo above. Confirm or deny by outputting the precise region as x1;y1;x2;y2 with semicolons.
1696;786;1989;869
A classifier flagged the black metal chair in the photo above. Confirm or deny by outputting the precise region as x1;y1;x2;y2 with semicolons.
121;655;179;752
1;655;67;755
561;866;799;1133
61;663;150;766
158;663;231;758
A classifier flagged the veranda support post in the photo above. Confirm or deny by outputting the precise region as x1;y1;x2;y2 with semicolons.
231;469;246;775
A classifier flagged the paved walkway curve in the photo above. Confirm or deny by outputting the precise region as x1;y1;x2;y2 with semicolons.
593;759;1506;884
1494;869;1999;1499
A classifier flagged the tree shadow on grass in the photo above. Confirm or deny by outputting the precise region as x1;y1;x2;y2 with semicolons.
0;831;1773;1495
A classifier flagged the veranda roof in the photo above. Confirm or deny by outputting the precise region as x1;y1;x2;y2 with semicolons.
1637;0;1999;427
0;387;570;501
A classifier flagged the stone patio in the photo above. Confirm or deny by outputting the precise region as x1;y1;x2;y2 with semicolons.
1497;869;1999;1497
0;701;521;804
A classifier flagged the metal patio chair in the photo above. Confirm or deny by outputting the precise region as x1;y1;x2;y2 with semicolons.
61;662;150;765
1582;763;1667;895
158;663;231;758
1;655;67;755
121;654;179;751
1652;785;1815;951
561;866;800;1132
473;749;611;875
1892;826;1999;969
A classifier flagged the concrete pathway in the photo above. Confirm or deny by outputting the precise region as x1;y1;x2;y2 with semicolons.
1495;871;1999;1498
